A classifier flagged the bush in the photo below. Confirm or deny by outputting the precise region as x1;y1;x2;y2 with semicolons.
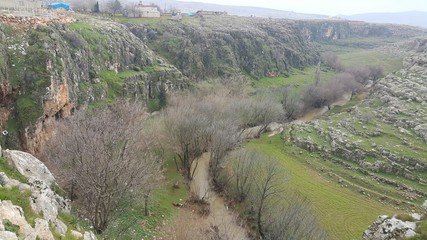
62;31;84;48
395;213;416;222
147;99;160;112
16;95;42;128
3;219;20;234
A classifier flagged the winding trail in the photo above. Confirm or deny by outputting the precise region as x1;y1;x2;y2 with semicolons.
190;153;249;240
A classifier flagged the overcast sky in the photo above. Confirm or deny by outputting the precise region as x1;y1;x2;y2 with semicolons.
178;0;427;15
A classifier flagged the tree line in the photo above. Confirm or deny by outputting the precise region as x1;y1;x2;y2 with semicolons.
281;52;384;120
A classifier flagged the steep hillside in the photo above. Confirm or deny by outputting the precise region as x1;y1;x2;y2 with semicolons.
286;38;427;210
125;16;319;80
0;16;188;153
125;15;426;81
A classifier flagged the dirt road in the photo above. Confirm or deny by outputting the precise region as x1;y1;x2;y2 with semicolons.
190;153;249;240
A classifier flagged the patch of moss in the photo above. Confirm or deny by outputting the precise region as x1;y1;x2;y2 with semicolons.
50;183;67;199
0;157;27;183
16;95;42;129
3;219;20;234
0;187;41;226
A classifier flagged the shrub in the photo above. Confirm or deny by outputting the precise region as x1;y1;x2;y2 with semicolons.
395;213;416;222
62;31;84;48
3;219;20;234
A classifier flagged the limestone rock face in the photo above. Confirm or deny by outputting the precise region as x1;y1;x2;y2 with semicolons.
3;150;55;185
0;149;92;239
0;200;37;240
28;178;70;222
363;215;418;240
34;218;54;240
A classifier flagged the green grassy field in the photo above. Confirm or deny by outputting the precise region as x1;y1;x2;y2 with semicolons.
251;66;335;90
338;50;403;74
246;135;395;240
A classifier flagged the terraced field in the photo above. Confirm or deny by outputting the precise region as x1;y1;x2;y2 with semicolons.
246;135;395;240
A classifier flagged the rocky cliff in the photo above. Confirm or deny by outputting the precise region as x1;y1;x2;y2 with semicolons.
296;20;426;42
0;16;188;153
0;147;94;239
127;16;426;80
127;16;319;80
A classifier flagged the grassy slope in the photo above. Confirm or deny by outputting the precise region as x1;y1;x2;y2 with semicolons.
103;156;189;240
246;135;395;240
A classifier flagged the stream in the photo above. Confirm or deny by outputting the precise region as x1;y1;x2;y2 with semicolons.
190;153;249;240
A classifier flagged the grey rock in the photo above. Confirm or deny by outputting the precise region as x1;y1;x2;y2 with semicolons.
35;218;55;240
53;219;68;236
28;178;71;222
363;215;417;240
83;231;97;240
0;231;18;240
0;200;37;240
70;230;83;239
414;124;427;142
3;150;55;185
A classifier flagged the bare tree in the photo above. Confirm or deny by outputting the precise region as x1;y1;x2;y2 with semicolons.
106;0;122;16
368;65;384;81
230;150;258;202
163;96;212;180
252;157;284;239
333;72;363;99
42;101;162;233
209;116;240;190
262;194;328;240
321;51;343;71
233;97;284;138
281;86;302;120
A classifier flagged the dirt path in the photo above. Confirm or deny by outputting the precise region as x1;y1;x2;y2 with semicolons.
190;153;249;240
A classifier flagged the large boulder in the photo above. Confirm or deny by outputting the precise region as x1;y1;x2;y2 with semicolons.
363;215;417;240
28;178;70;222
3;150;55;185
0;200;37;239
34;218;54;240
414;124;427;143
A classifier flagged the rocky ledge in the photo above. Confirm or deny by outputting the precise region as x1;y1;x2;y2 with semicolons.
0;147;95;239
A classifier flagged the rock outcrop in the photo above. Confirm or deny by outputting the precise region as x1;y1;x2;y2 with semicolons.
0;148;93;239
363;215;418;240
0;18;188;153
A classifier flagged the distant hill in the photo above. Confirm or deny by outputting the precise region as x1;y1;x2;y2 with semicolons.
343;11;427;28
145;0;330;19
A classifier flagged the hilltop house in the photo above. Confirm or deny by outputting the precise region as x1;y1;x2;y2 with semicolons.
133;1;160;18
0;0;43;14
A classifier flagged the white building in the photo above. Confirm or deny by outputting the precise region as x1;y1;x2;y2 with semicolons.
134;1;160;18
